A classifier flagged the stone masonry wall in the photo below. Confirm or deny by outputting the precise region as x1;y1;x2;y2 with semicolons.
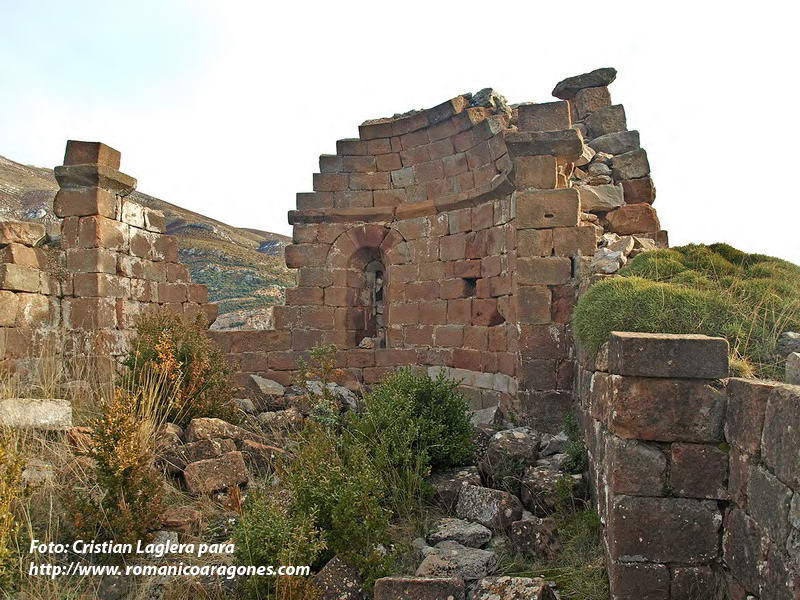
578;331;800;600
0;141;216;374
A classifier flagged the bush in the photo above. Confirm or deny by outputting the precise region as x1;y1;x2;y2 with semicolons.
68;387;165;549
123;313;237;427
573;244;800;380
233;491;325;600
0;432;24;591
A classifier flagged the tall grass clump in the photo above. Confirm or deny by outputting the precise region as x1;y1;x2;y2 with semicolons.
574;243;800;380
123;312;237;426
0;432;25;591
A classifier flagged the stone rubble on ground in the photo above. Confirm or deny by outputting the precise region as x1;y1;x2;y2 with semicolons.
427;517;492;548
0;398;72;430
415;540;498;581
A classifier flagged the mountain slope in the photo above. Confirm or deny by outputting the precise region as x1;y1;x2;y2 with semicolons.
0;154;294;328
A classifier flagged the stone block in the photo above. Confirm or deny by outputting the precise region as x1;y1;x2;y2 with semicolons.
65;248;117;274
589;130;640;155
0;264;41;293
610;148;650;180
573;86;612;120
53;187;117;218
787;352;800;384
747;465;791;543
552;68;617;100
471;576;556;599
607;562;669;600
455;484;523;530
513;155;558;189
608;376;726;443
504;130;584;161
621;176;656;205
73;273;129;298
606;436;666;496
374;576;465;600
63;140;121;168
63;297;117;329
608;496;720;564
670;443;729;500
0;221;46;247
0;290;18;326
516;286;551;325
585;105;626;138
182;451;248;494
761;385;800;488
517;257;572;285
552;226;596;256
725;378;776;455
576;183;624;212
606;204;660;235
284;243;328;268
78;216;128;250
0;243;43;269
670;567;716;600
313;172;349;192
518;101;571;133
54;164;136;196
0;398;72;430
722;509;764;594
608;332;729;379
514;189;580;229
517;229;553;257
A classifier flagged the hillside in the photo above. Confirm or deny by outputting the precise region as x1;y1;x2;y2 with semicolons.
0;154;294;328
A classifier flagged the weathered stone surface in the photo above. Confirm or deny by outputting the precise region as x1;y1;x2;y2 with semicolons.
0;398;72;430
513;155;557;189
472;576;557;599
64;140;122;168
427;466;482;510
455;484;523;530
762;385;800;488
606;436;666;496
0;264;41;293
621;176;656;204
258;406;304;432
504;130;584;160
182;451;248;494
509;517;561;558
427;518;492;548
608;496;720;564
158;438;236;474
415;540;497;581
610;149;650;180
373;576;465;600
608;562;669;600
573;86;612;120
608;376;726;443
478;427;540;494
725;378;776;455
514;189;580;229
723;509;764;596
585;105;626;138
517;102;571;133
183;417;255;443
161;505;203;534
608;332;729;379
54;164;137;196
539;432;568;457
606;204;660;235
747;465;791;543
313;556;365;600
589;130;640;155
670;443;728;499
0;220;46;246
552;67;617;100
520;466;563;516
787;352;800;384
250;375;285;396
239;439;288;472
778;331;800;357
577;183;624;211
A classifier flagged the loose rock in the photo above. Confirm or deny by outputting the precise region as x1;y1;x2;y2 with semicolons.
472;576;558;599
552;67;617;100
455;484;523;530
479;427;540;494
427;518;492;548
428;466;482;510
415;540;497;581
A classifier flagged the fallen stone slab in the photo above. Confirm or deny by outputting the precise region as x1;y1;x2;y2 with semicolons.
552;67;617;100
415;540;497;581
472;576;558;599
455;484;523;530
182;451;248;494
427;466;482;511
373;576;465;600
427;518;492;548
0;398;72;430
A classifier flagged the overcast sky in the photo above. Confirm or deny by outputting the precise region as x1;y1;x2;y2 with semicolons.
1;1;798;263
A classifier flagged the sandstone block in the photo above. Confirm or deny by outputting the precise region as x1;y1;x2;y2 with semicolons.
621;176;656;205
427;518;492;549
585;105;626;138
722;509;764;595
611;148;650;180
762;385;800;488
64;140;121;168
65;248;117;274
520;466;566;517
373;576;465;600
516;286;551;324
517;102;571;133
0;290;18;326
54;164;136;196
0;264;41;293
73;273;130;298
517;229;553;257
606;436;666;496
472;576;556;600
159;438;236;474
725;378;776;455
78;216;128;250
183;417;254;443
573;86;612;119
608;332;729;379
514;189;580;229
427;466;482;510
0;398;72;430
479;427;540;494
552;67;617;100
517;257;571;285
746;465;791;543
0;221;45;247
576;183;624;212
313;556;365;600
552;226;597;256
455;484;523;530
62;297;117;328
607;562;669;600
608;496;720;563
415;540;497;581
0;243;43;269
670;443;728;499
53;187;117;218
504;130;584;160
182;451;248;494
608;376;725;442
513;155;558;189
606;204;660;235
509;518;561;559
589;130;640;155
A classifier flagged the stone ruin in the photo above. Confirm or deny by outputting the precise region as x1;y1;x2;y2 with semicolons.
1;68;798;599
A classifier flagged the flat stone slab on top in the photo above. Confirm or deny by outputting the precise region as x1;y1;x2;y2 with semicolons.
608;332;729;379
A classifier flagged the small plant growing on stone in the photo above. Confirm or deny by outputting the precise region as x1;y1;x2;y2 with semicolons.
296;344;349;426
123;312;237;427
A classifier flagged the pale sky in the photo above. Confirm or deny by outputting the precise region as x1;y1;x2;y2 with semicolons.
1;1;798;263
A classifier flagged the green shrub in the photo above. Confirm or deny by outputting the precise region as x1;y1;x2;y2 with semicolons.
573;244;800;380
122;312;237;426
233;491;325;600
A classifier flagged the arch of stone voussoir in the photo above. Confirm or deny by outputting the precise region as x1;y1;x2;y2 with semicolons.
326;224;409;269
